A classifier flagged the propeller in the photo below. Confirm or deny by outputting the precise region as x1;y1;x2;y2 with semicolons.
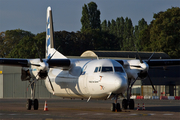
48;75;55;95
27;43;61;94
135;50;157;93
147;73;157;92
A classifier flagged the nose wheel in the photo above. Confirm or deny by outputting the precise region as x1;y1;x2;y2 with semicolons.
111;95;121;112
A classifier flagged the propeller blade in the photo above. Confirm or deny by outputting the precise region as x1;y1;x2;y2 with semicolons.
130;77;138;88
47;46;60;63
47;75;54;94
147;51;156;63
129;76;138;97
136;50;143;63
34;42;43;62
147;73;157;92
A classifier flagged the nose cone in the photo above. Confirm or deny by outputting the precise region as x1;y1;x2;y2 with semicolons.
114;75;127;93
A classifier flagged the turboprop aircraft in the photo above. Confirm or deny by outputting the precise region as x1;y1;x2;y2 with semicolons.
0;6;180;112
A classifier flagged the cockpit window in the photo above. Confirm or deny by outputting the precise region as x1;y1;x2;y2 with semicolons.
114;67;124;73
102;67;113;72
98;67;101;72
94;67;98;72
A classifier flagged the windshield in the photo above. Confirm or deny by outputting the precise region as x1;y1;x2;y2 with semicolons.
101;67;113;72
114;67;124;73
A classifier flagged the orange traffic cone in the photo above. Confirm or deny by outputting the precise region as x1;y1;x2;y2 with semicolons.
137;103;140;110
44;101;48;111
142;103;145;110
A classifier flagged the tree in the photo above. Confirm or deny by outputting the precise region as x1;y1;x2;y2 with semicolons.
101;20;108;31
134;18;148;50
1;29;34;58
122;17;134;51
0;32;5;57
81;2;101;32
7;36;35;58
150;7;180;58
80;4;91;32
110;19;116;36
116;17;124;49
7;32;45;58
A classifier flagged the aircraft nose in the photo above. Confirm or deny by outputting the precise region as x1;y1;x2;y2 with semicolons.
114;76;127;93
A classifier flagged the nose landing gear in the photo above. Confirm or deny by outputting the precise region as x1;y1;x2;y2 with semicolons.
111;95;121;112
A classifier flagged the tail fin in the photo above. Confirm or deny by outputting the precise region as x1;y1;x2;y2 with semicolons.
46;6;67;59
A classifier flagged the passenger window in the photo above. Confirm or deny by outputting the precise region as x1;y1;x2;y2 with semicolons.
102;67;113;72
114;67;124;73
94;67;98;72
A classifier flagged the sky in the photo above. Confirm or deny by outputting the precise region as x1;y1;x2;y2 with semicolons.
0;0;179;34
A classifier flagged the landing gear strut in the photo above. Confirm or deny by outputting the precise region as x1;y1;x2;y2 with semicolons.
122;78;135;110
111;95;121;112
26;81;39;110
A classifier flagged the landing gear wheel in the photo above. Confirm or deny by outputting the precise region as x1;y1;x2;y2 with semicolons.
26;99;32;110
129;99;134;109
116;103;121;112
111;103;115;112
34;99;39;110
122;99;128;109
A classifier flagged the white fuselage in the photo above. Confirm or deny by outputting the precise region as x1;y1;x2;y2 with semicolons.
45;59;128;99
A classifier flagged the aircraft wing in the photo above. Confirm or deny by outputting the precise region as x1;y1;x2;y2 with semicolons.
47;59;71;68
144;59;180;67
0;58;29;67
116;59;180;67
0;58;71;68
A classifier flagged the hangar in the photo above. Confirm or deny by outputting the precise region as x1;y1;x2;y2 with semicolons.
0;50;179;98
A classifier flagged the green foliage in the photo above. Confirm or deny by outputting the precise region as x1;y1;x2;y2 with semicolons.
0;32;5;57
81;2;101;32
0;5;179;59
7;31;45;58
139;7;180;58
134;18;148;50
0;29;35;58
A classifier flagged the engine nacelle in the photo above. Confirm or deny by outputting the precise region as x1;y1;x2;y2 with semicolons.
21;67;48;81
138;71;148;79
21;68;31;81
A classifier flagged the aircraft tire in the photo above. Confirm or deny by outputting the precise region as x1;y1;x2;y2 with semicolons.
111;103;115;112
26;99;32;110
129;99;134;109
116;103;121;112
122;99;128;109
34;99;39;110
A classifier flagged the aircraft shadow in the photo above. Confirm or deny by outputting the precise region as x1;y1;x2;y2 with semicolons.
136;106;180;112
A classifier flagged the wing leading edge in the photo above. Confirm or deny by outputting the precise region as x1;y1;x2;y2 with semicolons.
0;58;71;68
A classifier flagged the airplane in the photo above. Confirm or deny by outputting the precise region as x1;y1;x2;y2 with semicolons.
0;6;180;112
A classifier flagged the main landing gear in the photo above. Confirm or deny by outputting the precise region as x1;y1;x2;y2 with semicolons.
26;81;39;110
121;78;136;110
122;99;134;110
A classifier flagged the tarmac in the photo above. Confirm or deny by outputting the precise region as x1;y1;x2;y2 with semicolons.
0;98;180;120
